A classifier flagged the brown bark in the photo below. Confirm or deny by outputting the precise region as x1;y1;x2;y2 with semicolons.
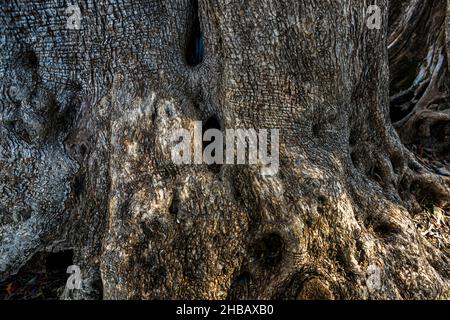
0;0;449;300
389;0;450;160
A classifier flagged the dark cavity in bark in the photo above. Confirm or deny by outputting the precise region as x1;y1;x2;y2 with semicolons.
185;0;204;67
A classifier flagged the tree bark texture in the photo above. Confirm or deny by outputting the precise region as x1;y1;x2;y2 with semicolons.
0;0;449;299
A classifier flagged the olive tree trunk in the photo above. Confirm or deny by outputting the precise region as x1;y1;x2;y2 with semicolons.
0;0;449;299
389;0;450;162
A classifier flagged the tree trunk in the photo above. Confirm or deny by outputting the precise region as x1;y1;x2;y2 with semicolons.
0;0;449;300
389;0;450;162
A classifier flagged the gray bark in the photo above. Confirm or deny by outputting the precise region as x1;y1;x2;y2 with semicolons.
0;0;449;299
389;0;450;159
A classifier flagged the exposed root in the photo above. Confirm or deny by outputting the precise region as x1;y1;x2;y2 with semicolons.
389;0;450;162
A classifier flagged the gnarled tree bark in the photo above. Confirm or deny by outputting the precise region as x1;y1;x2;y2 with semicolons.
0;0;449;299
389;0;450;168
